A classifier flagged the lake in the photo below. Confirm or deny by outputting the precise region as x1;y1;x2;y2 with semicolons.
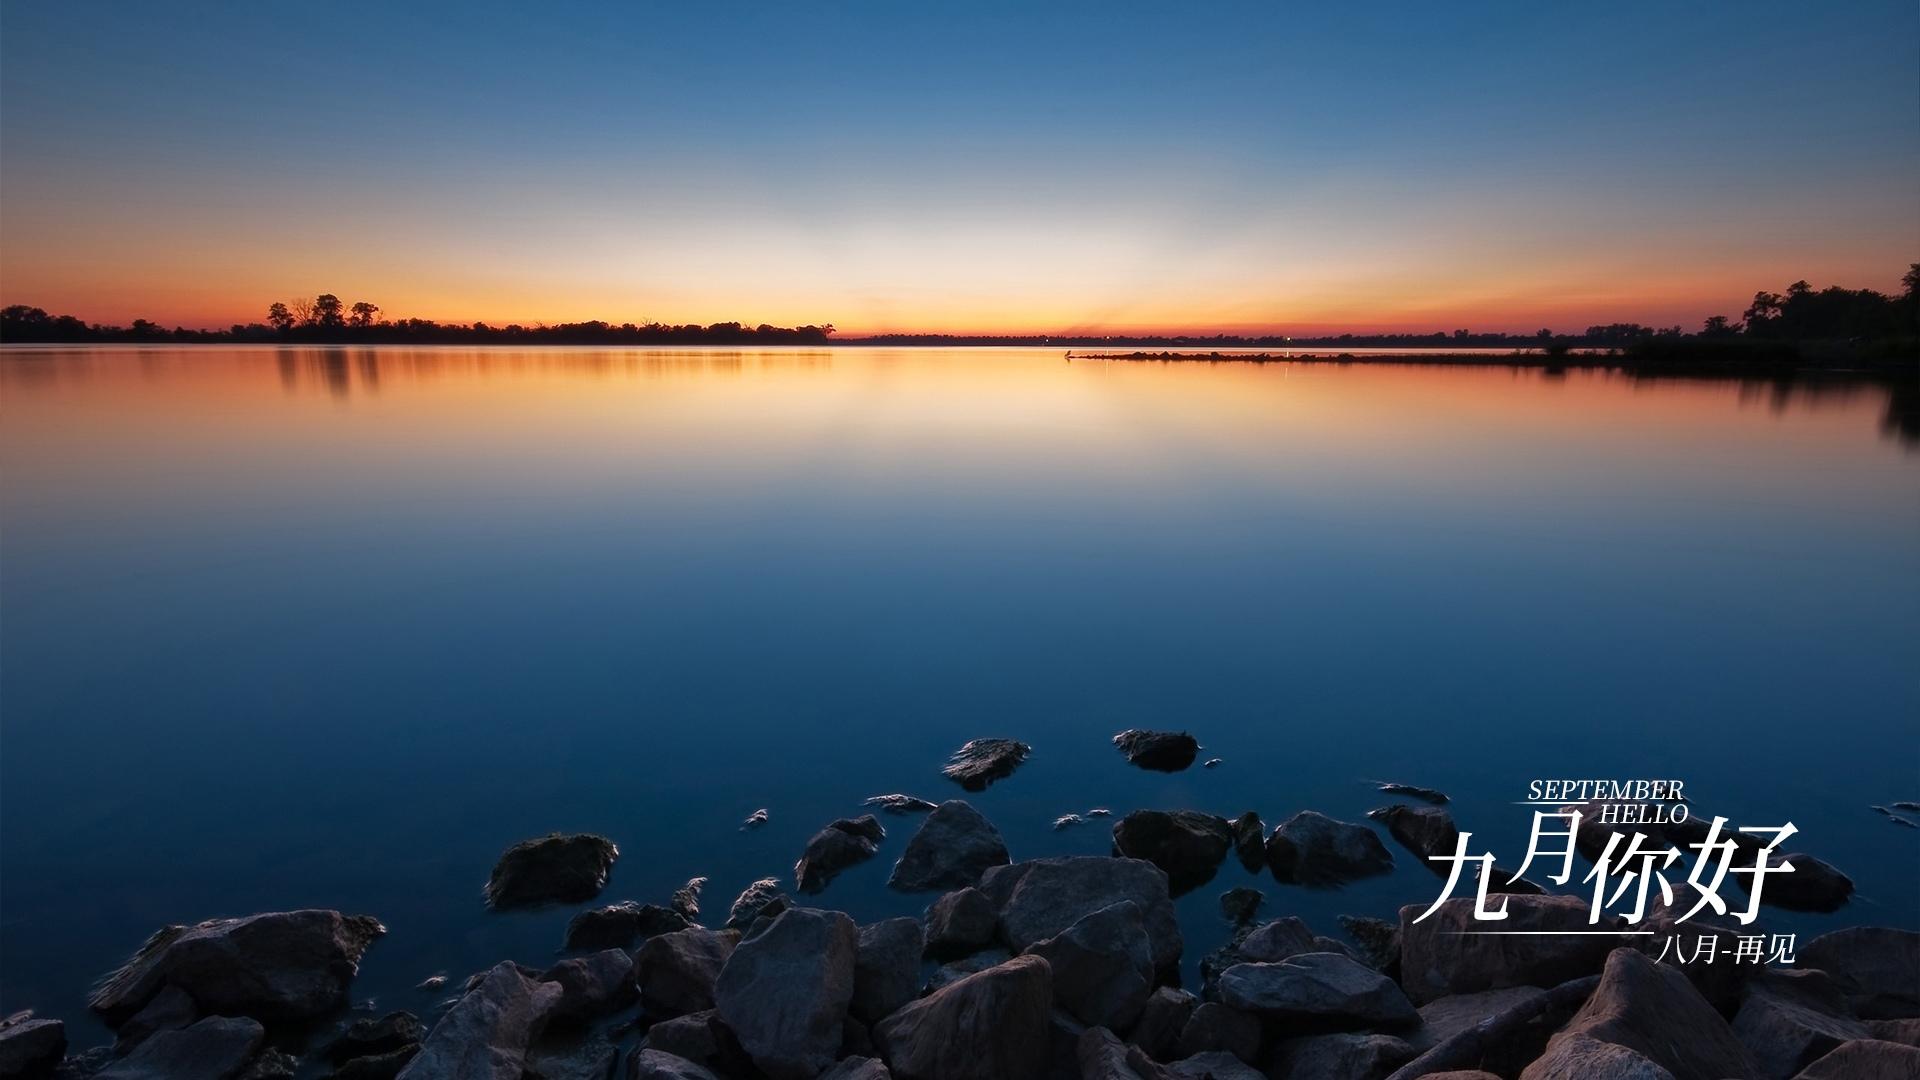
2;345;1915;1041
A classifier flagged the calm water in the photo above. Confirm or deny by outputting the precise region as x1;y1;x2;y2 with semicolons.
2;346;1916;1041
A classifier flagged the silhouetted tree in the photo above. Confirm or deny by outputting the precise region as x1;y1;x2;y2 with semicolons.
349;301;379;327
313;294;345;328
267;302;294;332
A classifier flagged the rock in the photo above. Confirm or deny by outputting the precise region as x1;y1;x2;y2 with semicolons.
1791;1039;1920;1079
796;815;887;894
1054;815;1087;831
398;962;561;1080
1229;813;1264;873
327;1011;425;1062
1540;947;1757;1080
866;795;938;815
627;1049;721;1080
742;809;770;830
925;950;1012;993
1337;915;1400;975
113;987;197;1055
1076;1027;1165;1080
853;918;925;1024
1375;781;1449;804
1864;1019;1920;1047
89;909;385;1026
1199;915;1321;997
640;1009;751;1075
1416;987;1556;1076
1174;1003;1259;1064
1112;730;1199;772
1217;952;1416;1028
334;1046;421;1080
0;1013;65;1079
635;928;736;1017
714;907;858;1080
1087;809;1112;818
888;801;1010;892
1732;972;1870;1080
979;856;1183;970
1268;1033;1415;1079
1398;895;1619;1004
670;877;706;922
1264;811;1393;886
1799;927;1920;1019
1218;888;1262;926
723;879;789;931
1418;1073;1501;1080
95;1017;264;1080
924;887;997;957
564;902;691;952
242;1048;296;1079
1870;806;1917;828
873;955;1052;1080
820;1057;892;1079
415;974;448;992
1163;1051;1262;1079
941;738;1030;791
1111;811;1232;894
1518;1032;1678;1079
1029;902;1155;1031
1367;804;1460;866
525;1029;618;1080
484;833;618;909
541;950;638;1025
1130;987;1196;1061
1737;852;1854;913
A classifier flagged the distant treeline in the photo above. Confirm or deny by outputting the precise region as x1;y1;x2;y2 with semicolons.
2;265;1914;348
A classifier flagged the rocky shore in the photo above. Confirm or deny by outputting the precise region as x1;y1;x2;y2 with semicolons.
3;734;1914;1080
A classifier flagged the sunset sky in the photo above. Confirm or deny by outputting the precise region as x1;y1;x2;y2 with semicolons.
3;2;1916;335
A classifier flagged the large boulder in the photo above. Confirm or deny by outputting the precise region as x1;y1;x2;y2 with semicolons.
979;857;1183;970
1029;902;1155;1031
796;816;887;895
563;902;689;951
1267;1032;1415;1079
1216;952;1416;1029
0;1012;65;1079
1264;812;1392;886
636;928;736;1017
1800;927;1920;1019
114;986;198;1055
888;801;1010;892
1415;987;1554;1076
1197;917;1318;1001
940;739;1029;791
820;1058;892;1080
1111;811;1232;894
1518;1032;1678;1079
872;955;1053;1080
1732;971;1870;1080
852;918;925;1025
1398;896;1618;1004
1163;1052;1262;1080
484;833;618;909
1539;947;1757;1080
627;1049;721;1080
723;879;789;932
1111;730;1198;772
924;949;1012;993
1130;987;1197;1060
540;949;638;1025
1791;1039;1920;1079
1367;804;1460;867
398;962;561;1080
714;907;858;1080
1076;1026;1165;1080
326;1010;425;1064
95;1016;264;1080
923;887;997;957
639;1010;750;1076
89;909;385;1025
526;1029;618;1080
1174;1003;1260;1064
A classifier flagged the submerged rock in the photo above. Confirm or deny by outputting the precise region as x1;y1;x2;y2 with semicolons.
89;909;385;1026
796;815;887;894
484;834;618;910
1112;729;1199;772
671;877;706;922
1375;780;1449;804
0;1012;65;1080
714;907;858;1080
941;738;1031;791
1219;887;1263;926
1053;814;1087;831
741;809;770;831
1230;813;1264;873
981;856;1183;970
95;1016;263;1080
865;794;937;815
872;955;1054;1080
1264;811;1393;887
1367;803;1460;866
398;962;561;1080
636;928;737;1017
1029;901;1155;1031
1111;810;1233;894
723;879;789;931
888;800;1010;891
564;902;690;951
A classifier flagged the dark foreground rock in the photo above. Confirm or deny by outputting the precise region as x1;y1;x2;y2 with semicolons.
95;1016;264;1080
796;815;887;894
852;918;924;1024
872;955;1053;1080
1792;1039;1920;1079
1111;729;1199;772
1111;810;1232;893
484;833;618;910
1518;1032;1678;1079
399;962;560;1080
1265;811;1393;886
888;801;1009;891
1130;987;1197;1060
940;738;1030;791
541;950;638;1025
0;1012;65;1079
628;1049;722;1080
564;902;690;951
1230;812;1264;873
979;856;1183;970
1271;1032;1417;1078
1399;896;1619;1005
1538;947;1757;1080
1030;901;1155;1031
923;887;997;957
1076;1026;1164;1080
1731;972;1869;1080
327;1011;425;1063
89;909;385;1025
1737;852;1854;913
636;928;737;1017
1367;804;1461;866
1219;887;1263;926
714;907;858;1080
1799;927;1920;1020
1217;952;1417;1028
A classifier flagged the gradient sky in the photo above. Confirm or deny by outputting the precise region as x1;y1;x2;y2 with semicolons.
2;1;1916;334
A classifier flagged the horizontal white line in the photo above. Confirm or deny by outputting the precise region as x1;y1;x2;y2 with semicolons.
1451;930;1655;936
